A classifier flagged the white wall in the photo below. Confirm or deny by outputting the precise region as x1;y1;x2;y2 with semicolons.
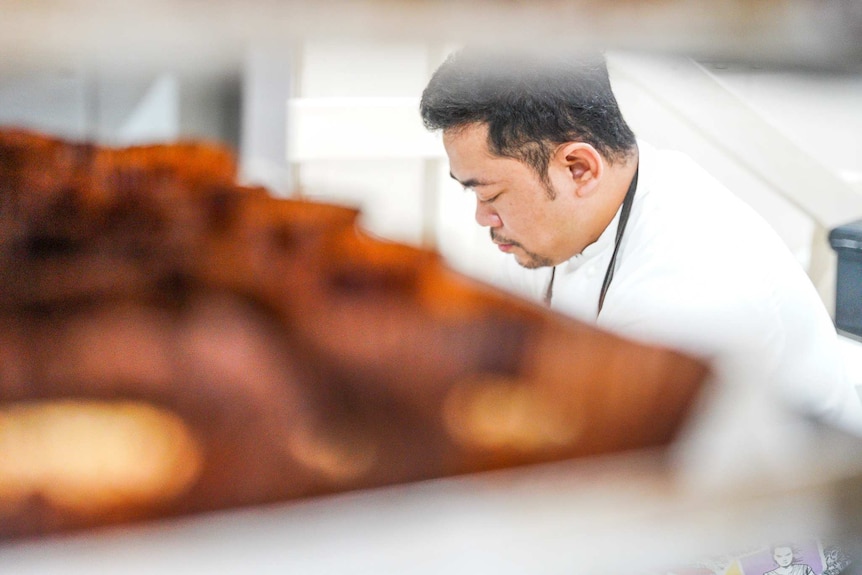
275;40;500;280
0;66;239;148
0;68;90;139
287;42;434;246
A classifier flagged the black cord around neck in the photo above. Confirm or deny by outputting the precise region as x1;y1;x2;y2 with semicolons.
597;164;639;315
543;164;639;315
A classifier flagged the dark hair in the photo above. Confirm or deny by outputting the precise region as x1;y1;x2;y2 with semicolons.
420;47;637;179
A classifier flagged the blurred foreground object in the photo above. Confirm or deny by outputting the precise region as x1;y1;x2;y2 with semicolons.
0;128;707;539
830;220;862;340
2;0;862;74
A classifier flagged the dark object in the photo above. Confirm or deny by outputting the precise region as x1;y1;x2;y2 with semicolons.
829;220;862;339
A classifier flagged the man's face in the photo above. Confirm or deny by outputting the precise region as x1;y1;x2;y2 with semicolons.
773;547;794;568
443;124;574;268
443;123;583;269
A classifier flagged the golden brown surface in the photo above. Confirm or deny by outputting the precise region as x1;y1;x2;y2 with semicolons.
0;128;709;540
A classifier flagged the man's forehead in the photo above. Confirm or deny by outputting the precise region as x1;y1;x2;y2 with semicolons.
443;123;515;185
442;122;492;150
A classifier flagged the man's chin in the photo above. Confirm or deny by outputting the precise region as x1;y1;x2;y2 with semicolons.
513;253;551;270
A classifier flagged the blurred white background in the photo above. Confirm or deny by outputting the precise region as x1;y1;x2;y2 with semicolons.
3;2;862;572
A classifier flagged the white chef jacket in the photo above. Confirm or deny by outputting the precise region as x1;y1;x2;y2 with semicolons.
495;141;862;437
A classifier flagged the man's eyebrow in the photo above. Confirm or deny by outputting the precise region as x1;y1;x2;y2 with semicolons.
448;172;493;188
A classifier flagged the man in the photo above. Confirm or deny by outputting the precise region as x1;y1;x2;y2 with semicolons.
420;47;862;435
764;546;815;575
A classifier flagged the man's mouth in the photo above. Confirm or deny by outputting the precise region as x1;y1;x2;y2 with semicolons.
490;231;518;253
491;229;519;252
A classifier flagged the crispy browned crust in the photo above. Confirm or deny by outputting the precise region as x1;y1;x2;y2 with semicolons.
0;129;708;540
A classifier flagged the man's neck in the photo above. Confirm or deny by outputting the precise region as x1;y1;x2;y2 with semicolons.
593;148;640;240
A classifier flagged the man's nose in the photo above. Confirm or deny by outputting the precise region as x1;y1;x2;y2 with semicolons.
474;201;502;228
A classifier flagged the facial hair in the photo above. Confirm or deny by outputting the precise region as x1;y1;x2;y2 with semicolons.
490;229;553;269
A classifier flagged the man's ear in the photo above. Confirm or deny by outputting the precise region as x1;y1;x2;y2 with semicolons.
555;142;603;197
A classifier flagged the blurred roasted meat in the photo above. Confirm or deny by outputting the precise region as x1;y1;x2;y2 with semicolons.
0;128;709;539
